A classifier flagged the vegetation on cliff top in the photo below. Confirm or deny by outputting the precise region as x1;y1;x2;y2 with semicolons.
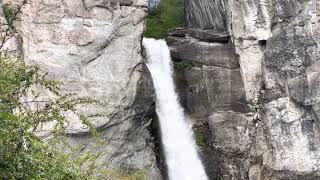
144;0;185;39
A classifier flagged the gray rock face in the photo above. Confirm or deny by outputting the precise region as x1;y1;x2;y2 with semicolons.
168;29;237;69
2;0;320;179
1;0;160;178
228;0;320;179
167;28;250;179
185;0;227;30
170;0;320;179
0;4;21;56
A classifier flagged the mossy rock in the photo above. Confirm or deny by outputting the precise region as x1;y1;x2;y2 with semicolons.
173;61;194;88
195;130;207;148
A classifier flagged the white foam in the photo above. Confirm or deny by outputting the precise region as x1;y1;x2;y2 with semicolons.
143;38;208;180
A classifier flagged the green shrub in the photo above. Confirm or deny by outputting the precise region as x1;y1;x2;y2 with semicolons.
195;131;207;148
174;61;193;87
0;55;148;179
0;2;149;177
0;56;103;179
144;0;185;39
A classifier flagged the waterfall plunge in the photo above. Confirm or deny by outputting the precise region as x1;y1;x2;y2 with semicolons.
143;38;208;180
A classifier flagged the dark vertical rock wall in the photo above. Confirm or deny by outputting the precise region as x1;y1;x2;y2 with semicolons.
167;28;250;179
185;0;227;30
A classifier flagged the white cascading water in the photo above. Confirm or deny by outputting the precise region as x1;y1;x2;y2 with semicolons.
143;38;208;180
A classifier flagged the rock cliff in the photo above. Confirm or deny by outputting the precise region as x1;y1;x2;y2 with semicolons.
170;0;320;179
185;0;227;31
1;0;320;179
0;0;160;178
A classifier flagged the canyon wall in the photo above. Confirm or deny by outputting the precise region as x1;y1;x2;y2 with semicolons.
0;0;161;178
171;0;320;179
229;0;320;179
1;0;320;179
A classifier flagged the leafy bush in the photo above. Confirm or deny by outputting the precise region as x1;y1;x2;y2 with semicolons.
0;56;103;179
0;2;148;178
144;0;185;39
0;55;148;179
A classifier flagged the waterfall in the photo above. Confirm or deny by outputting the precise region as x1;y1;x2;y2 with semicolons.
143;38;208;180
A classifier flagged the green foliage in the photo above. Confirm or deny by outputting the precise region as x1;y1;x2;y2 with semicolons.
174;61;193;87
2;3;18;29
0;2;148;177
0;57;72;178
0;56;104;179
103;169;147;180
0;55;148;179
195;131;207;148
144;0;185;39
174;61;193;71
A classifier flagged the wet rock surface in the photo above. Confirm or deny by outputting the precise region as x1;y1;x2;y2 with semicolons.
169;0;320;179
167;28;250;179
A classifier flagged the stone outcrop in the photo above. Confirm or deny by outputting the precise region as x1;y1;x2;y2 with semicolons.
0;3;22;56
169;0;320;179
1;0;160;178
228;0;320;179
1;0;320;179
167;28;251;179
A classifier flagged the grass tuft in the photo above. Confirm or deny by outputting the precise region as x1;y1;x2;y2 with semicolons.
144;0;185;39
